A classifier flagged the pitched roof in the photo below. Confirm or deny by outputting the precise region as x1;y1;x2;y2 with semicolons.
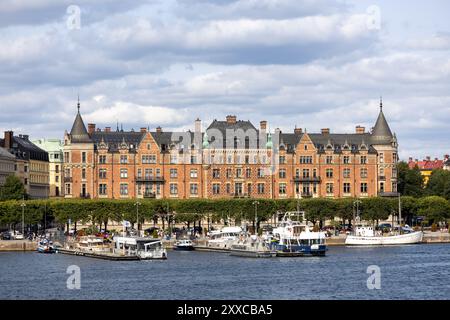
0;146;16;160
371;103;393;144
70;105;92;143
408;159;444;170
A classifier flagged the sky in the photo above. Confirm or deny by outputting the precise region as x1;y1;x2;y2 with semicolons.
0;0;449;160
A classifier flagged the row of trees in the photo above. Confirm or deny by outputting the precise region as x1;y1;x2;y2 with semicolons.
1;196;449;232
398;162;450;199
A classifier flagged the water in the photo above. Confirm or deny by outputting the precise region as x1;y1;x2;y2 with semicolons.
1;244;449;300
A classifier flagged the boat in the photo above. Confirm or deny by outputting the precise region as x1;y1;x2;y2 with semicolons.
207;226;243;249
75;236;111;253
230;235;276;258
345;225;423;245
113;236;167;260
37;238;55;254
173;239;195;251
270;215;327;256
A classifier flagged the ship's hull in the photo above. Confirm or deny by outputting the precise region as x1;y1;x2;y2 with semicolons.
272;243;327;256
345;231;423;246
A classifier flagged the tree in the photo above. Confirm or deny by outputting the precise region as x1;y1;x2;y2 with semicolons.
397;162;424;197
426;169;450;200
418;196;450;224
0;175;27;200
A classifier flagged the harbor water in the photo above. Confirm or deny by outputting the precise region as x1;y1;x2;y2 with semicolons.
0;244;449;300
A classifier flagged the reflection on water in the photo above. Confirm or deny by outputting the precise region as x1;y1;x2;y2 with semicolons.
0;244;449;300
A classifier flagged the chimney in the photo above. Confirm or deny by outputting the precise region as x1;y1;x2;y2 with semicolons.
294;126;302;134
321;128;330;134
156;126;162;133
4;131;13;149
22;135;29;141
88;123;96;135
356;125;365;134
408;157;413;162
226;115;237;124
426;156;431;161
260;120;267;130
140;127;147;133
445;154;449;160
105;127;111;133
195;118;201;132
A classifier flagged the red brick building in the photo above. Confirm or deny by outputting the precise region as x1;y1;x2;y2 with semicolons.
63;101;398;200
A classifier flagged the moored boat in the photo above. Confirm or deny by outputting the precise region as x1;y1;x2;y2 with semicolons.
207;226;243;249
37;238;55;254
345;225;423;245
173;239;195;251
230;236;276;258
113;236;167;260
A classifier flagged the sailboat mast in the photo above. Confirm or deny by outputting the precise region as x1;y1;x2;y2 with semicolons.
398;193;402;234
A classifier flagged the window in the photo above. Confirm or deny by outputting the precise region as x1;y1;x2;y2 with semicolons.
279;169;286;179
82;168;86;180
360;168;368;178
227;155;233;164
190;184;198;195
170;184;178;195
380;182;385;193
326;183;333;194
236;168;242;178
55;176;59;182
379;168;385;176
295;169;300;178
147;143;151;150
392;168;397;178
393;153;397;162
212;184;220;195
247;183;252;195
360;156;367;164
55;165;59;173
65;183;71;195
326;156;333;164
226;183;231;194
257;168;264;178
304;145;308;150
190;156;196;164
343;183;351;194
82;152;86;163
120;184;128;196
302;169;309;178
279;156;286;164
360;183;368;193
343;156;350;164
170;168;177;178
213;169;220;178
392;182;397;192
64;152;70;162
120;155;128;164
300;156;313;164
156;168;161;178
246;168;251;178
170;155;177;164
226;169;232;178
258;183;265;194
235;183;243;195
343;168;351;178
142;155;156;164
279;183;287;195
325;169;333;178
190;169;198;178
99;184;107;195
245;155;249;164
99;169;107;179
145;168;153;179
99;155;106;164
120;169;128;179
380;153;384;163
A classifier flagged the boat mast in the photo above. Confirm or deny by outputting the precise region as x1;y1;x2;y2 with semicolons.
398;192;402;235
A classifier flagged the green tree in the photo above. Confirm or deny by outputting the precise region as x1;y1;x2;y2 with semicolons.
0;175;27;200
397;162;424;197
418;196;450;224
426;169;450;200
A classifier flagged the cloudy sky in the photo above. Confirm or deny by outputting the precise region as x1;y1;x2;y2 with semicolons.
0;0;449;160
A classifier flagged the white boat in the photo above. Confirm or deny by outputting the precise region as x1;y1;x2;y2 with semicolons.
37;238;55;253
345;225;423;245
113;236;167;260
230;235;276;258
74;236;111;253
173;239;195;251
207;226;243;249
270;215;327;256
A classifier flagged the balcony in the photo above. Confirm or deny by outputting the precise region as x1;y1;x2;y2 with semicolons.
293;176;321;183
136;176;165;183
79;193;91;199
64;177;73;183
379;176;386;181
232;193;250;198
143;192;156;198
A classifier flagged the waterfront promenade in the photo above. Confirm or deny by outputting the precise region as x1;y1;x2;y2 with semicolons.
1;231;449;252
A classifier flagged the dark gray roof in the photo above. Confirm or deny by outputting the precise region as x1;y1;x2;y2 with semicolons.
91;131;145;152
0;136;49;161
70;110;92;143
371;106;393;144
309;133;377;154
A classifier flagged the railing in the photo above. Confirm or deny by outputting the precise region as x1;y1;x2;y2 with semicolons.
379;176;386;181
79;193;91;199
293;176;321;183
136;176;165;183
232;193;250;198
64;177;73;183
143;192;156;198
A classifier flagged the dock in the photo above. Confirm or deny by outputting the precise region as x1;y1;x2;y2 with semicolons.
56;248;141;261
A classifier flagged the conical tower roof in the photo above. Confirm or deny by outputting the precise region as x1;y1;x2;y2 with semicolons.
371;98;393;143
70;99;92;143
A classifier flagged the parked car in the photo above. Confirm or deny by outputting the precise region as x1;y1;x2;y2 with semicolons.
1;232;11;240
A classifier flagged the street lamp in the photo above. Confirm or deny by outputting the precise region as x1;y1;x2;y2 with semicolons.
252;200;259;235
20;199;26;236
353;200;362;229
134;201;141;236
